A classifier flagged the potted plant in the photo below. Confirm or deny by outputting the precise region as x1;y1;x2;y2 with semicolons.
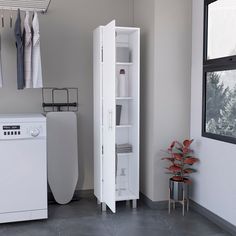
162;139;199;202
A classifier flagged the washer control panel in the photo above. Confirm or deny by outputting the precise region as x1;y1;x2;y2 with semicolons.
3;125;21;136
0;123;46;140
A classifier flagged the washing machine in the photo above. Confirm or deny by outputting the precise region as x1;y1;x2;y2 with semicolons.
0;114;47;223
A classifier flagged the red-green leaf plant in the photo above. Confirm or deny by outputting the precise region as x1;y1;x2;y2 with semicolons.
162;139;199;184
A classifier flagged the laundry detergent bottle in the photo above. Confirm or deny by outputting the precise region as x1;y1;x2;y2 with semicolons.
119;69;127;97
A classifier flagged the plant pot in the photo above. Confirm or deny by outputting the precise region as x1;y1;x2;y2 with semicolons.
169;178;189;201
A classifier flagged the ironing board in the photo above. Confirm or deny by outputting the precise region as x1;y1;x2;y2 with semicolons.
47;112;79;204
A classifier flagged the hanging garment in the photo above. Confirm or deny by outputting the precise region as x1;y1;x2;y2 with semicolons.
14;9;25;90
23;11;32;88
0;34;3;88
32;12;43;88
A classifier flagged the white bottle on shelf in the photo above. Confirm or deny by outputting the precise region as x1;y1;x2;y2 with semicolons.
119;69;127;97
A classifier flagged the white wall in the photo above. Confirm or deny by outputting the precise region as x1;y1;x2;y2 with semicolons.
133;0;155;201
134;0;192;201
0;0;194;204
191;0;236;226
153;0;192;201
0;0;134;190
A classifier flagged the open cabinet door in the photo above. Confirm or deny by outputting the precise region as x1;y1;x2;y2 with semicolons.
102;20;116;213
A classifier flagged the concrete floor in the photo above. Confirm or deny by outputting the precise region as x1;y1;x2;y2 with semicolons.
0;198;231;236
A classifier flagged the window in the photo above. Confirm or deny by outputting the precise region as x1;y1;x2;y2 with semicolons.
203;0;236;144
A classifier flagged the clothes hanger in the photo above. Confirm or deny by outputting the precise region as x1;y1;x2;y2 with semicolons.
1;10;4;28
10;9;13;28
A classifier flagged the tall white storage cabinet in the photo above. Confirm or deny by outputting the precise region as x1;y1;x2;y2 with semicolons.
93;20;140;213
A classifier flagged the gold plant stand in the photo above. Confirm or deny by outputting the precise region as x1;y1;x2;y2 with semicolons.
168;188;189;216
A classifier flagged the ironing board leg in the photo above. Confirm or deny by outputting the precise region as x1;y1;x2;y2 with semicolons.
102;203;107;212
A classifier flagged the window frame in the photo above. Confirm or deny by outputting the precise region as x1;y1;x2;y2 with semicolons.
202;0;236;144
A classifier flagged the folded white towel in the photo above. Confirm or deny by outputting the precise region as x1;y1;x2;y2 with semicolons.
32;12;43;88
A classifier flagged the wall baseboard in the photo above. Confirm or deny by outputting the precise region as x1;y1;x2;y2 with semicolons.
190;200;236;236
140;193;235;236
48;189;94;203
140;193;168;210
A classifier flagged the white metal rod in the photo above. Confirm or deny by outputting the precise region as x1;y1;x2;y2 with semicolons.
45;0;52;13
0;6;46;13
0;0;52;13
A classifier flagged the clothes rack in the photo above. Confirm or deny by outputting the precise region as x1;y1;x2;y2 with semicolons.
0;0;52;13
42;88;79;112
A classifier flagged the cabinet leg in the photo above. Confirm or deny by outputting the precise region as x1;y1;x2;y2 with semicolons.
102;203;107;212
126;200;130;207
132;200;137;209
168;188;171;214
173;201;176;210
97;199;101;205
168;199;171;214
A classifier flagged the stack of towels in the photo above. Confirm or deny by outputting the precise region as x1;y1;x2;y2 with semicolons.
116;143;133;153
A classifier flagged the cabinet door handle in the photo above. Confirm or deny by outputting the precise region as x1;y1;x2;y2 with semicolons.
108;110;113;130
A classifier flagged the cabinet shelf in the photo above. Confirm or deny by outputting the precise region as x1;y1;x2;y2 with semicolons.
116;97;133;100
116;62;133;66
117;152;133;157
116;189;137;201
116;125;132;128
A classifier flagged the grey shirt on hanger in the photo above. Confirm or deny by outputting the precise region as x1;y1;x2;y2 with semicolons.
14;9;25;90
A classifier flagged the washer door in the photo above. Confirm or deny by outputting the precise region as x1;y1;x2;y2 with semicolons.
0;139;47;213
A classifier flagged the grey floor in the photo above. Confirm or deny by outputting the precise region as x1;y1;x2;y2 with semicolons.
0;197;231;236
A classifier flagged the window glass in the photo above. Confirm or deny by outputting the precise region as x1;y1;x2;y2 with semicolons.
205;69;236;137
208;0;236;59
